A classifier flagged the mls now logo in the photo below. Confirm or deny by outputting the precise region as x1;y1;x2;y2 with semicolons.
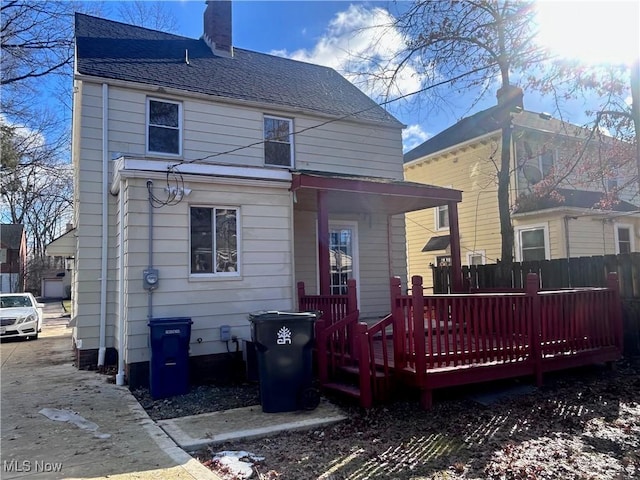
276;326;292;345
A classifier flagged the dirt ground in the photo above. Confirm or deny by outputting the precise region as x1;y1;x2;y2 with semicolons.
187;358;640;480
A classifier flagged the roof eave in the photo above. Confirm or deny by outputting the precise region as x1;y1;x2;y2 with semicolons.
404;129;500;168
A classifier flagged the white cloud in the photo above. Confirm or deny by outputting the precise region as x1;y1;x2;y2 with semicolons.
402;124;430;153
271;5;423;104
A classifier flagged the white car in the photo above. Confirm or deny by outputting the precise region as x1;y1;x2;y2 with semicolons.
0;293;44;340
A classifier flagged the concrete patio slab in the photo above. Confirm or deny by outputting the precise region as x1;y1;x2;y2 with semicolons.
158;401;348;451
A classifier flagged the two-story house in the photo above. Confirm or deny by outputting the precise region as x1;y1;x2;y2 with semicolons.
404;87;639;291
0;224;27;293
71;2;462;389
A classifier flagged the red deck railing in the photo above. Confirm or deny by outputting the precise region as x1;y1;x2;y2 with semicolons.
297;280;357;325
300;273;623;410
393;273;623;408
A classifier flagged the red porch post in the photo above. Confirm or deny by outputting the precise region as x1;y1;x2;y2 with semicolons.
448;201;463;293
317;190;330;295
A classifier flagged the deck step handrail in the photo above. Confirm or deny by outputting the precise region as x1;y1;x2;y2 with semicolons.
365;313;394;402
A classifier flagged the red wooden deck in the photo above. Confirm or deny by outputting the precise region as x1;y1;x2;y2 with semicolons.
300;273;623;409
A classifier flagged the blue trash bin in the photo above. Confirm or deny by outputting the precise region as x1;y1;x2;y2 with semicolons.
249;311;320;413
148;317;193;399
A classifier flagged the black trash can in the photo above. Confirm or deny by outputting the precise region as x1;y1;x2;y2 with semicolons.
148;317;193;399
249;311;320;413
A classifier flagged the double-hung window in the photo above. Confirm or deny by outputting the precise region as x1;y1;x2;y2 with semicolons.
615;224;634;254
190;207;239;275
435;204;449;230
539;149;555;176
515;224;550;261
147;98;182;155
264;115;293;167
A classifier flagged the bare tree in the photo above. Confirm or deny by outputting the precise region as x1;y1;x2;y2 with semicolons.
377;0;546;276
531;59;639;197
114;1;180;33
1;121;73;242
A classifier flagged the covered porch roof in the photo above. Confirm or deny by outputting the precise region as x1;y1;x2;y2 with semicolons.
290;170;465;294
290;170;462;215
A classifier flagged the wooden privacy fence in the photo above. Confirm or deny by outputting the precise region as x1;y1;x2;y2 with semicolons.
433;253;640;356
433;252;640;298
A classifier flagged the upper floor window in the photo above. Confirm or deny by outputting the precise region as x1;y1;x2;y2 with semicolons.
264;115;293;167
147;98;181;155
615;224;633;254
515;224;550;262
190;207;239;275
539;149;555;176
436;204;449;230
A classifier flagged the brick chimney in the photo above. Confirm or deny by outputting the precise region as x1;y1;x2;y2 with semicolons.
496;85;524;110
203;0;233;57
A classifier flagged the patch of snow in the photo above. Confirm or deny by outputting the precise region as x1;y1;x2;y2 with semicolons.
212;451;266;479
39;408;111;439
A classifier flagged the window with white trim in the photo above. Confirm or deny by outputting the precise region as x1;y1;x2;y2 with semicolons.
467;251;485;266
615;224;634;254
147;98;182;155
515;224;550;262
436;255;451;267
435;204;449;230
190;207;239;275
264;115;293;167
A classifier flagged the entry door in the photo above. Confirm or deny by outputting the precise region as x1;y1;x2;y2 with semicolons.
328;222;359;295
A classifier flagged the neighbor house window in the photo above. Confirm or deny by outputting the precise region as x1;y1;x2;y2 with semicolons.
467;251;485;266
615;224;633;254
436;255;451;267
436;204;449;230
515;224;550;262
190;207;239;275
264;115;293;167
539;149;555;176
147;98;182;155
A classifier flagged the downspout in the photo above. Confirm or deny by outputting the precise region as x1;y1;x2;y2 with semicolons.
116;178;126;385
564;215;572;288
98;83;108;367
147;180;154;320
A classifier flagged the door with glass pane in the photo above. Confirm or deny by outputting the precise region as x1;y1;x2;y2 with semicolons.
329;223;359;295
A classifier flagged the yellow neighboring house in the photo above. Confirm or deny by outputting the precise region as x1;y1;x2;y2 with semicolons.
404;88;639;291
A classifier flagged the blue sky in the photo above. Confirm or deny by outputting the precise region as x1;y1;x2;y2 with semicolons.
69;0;636;154
138;0;637;153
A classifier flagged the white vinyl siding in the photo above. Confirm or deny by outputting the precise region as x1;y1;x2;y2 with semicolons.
104;86;402;179
121;178;293;363
74;82;405;363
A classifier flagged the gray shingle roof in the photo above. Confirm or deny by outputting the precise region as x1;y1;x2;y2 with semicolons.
403;104;589;163
1;224;24;249
515;189;638;214
75;13;401;127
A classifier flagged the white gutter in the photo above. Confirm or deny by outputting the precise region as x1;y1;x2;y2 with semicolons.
116;178;126;385
98;83;108;367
